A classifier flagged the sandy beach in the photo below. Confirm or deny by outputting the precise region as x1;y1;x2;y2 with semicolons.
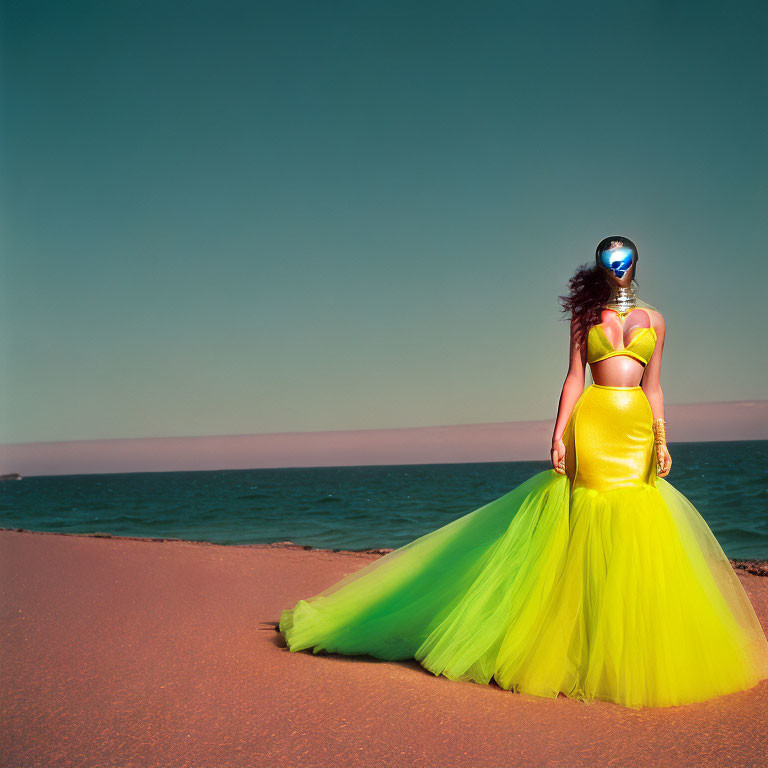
1;529;766;768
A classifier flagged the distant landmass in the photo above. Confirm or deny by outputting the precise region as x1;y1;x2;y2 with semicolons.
1;400;766;477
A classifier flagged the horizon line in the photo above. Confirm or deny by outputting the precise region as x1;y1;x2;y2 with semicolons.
3;397;766;448
2;400;767;477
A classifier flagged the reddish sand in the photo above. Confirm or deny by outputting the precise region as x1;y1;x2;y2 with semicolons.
1;530;767;768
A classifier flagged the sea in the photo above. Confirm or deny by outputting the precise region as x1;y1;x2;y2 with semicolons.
2;440;767;560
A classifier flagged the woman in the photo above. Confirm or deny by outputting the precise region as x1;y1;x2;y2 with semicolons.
278;237;768;708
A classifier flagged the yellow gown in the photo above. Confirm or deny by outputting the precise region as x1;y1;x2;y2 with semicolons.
279;321;768;708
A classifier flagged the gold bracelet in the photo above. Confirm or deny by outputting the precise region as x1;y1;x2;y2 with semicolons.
652;418;667;446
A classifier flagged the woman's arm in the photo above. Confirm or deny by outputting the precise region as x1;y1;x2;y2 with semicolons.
641;312;672;477
551;317;587;474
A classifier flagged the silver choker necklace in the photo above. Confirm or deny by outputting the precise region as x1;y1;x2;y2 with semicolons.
605;286;637;317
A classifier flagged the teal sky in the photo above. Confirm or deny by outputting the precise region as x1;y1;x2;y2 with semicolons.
1;0;766;445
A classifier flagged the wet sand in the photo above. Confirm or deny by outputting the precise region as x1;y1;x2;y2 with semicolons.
1;529;767;767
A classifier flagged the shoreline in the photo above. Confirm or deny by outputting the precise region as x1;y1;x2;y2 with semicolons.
2;525;767;576
2;528;768;766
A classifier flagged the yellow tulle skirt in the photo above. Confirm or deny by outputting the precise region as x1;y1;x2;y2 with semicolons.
279;385;768;708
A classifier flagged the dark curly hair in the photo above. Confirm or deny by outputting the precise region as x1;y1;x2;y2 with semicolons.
559;236;639;343
559;264;611;343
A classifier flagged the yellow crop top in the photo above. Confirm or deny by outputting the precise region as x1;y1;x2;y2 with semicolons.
587;323;657;367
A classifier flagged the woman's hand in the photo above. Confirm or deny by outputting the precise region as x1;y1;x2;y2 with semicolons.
551;437;566;475
657;443;672;477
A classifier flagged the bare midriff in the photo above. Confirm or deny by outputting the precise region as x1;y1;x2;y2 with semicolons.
590;356;646;388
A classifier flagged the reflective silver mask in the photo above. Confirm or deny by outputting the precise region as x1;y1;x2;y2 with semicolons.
598;245;635;279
